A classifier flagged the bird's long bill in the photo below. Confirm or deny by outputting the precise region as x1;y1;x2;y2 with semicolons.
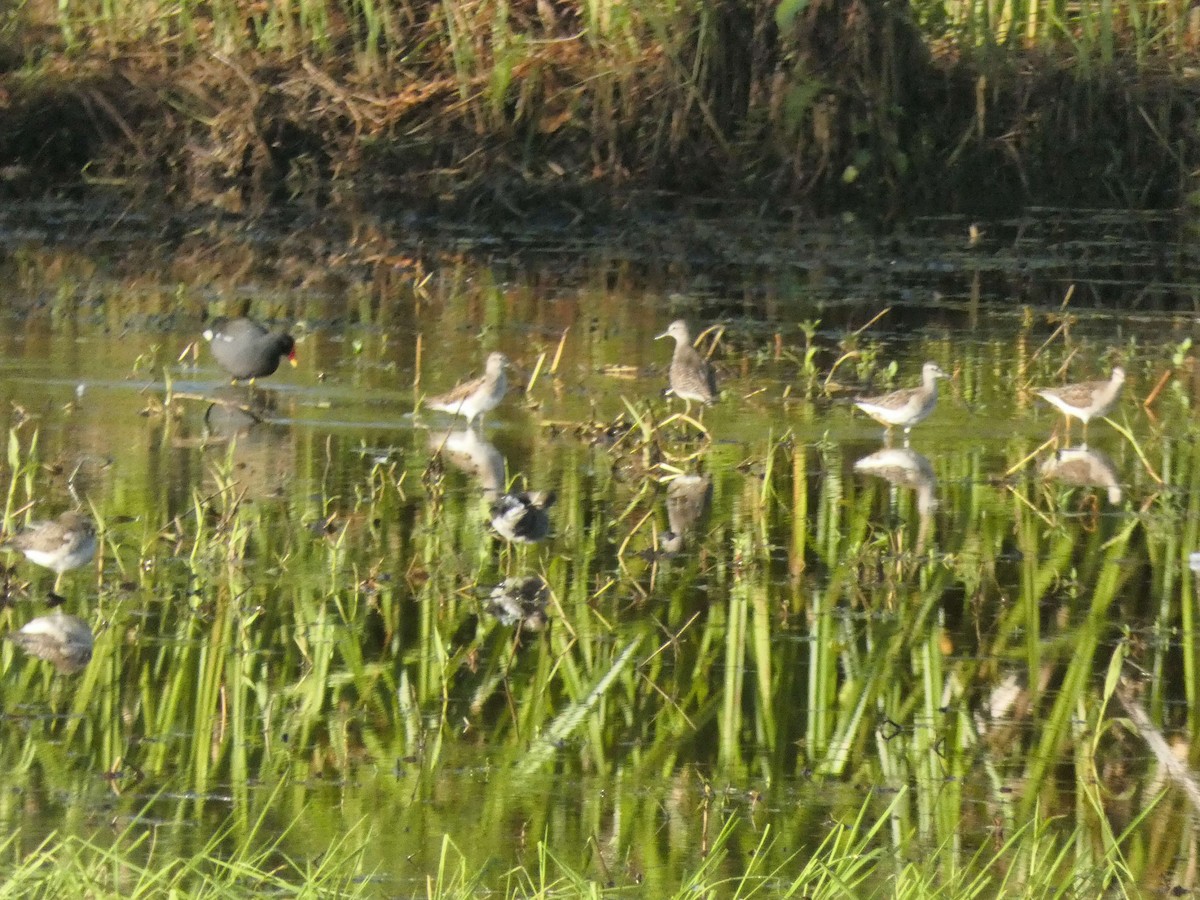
654;331;669;340
288;347;299;367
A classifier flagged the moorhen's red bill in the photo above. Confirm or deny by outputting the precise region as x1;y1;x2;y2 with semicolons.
203;317;297;381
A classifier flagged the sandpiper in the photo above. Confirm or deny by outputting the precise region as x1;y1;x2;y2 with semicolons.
203;317;297;383
2;511;97;592
426;352;510;425
854;362;947;439
656;320;718;415
1034;367;1124;443
6;609;94;673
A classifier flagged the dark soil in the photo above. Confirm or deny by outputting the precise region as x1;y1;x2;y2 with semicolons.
2;2;1199;224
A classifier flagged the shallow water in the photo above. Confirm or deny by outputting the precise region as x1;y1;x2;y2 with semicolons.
0;202;1197;892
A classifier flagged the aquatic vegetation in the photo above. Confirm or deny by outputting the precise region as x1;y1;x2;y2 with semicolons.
0;804;375;897
0;218;1192;893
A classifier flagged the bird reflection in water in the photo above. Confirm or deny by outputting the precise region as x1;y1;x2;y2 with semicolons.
428;427;506;500
5;609;93;673
1039;445;1123;505
660;473;713;555
486;575;549;632
203;387;272;439
203;387;292;500
854;447;937;551
427;428;556;544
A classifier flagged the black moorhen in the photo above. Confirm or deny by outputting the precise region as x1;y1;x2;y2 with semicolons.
203;317;297;382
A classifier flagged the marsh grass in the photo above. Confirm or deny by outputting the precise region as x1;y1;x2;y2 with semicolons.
0;240;1195;891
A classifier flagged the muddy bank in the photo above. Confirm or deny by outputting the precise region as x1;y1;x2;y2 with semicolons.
1;0;1199;221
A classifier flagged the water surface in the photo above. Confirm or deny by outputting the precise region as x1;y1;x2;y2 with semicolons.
0;202;1196;893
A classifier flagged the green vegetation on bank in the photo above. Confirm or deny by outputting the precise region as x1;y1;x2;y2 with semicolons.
1;0;1198;213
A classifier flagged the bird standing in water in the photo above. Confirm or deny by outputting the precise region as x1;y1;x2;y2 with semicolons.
204;317;297;383
425;352;510;426
1034;366;1125;444
656;320;718;421
854;361;947;442
2;510;97;594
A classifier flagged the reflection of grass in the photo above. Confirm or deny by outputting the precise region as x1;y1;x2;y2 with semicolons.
0;795;1144;896
417;792;1142;897
0;804;374;897
0;264;1196;891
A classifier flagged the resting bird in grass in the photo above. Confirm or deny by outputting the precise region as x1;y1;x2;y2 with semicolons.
489;491;555;544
